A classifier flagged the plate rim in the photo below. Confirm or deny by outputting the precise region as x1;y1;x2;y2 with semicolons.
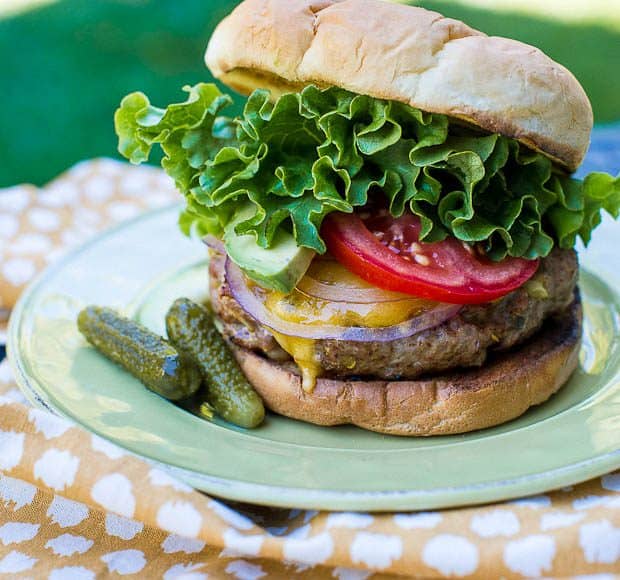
7;205;620;511
6;368;620;511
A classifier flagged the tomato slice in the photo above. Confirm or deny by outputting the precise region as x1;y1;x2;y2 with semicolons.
320;211;539;304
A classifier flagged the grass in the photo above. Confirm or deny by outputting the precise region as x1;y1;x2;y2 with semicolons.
0;0;618;187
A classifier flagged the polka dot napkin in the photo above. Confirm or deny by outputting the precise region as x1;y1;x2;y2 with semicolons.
0;158;176;321
0;159;619;578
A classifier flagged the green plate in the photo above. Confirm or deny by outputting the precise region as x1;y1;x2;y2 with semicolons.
8;205;620;511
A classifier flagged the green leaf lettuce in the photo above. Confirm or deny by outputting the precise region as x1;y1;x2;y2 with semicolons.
115;83;619;260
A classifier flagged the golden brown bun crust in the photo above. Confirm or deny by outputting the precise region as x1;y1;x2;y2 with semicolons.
205;0;592;171
232;298;582;436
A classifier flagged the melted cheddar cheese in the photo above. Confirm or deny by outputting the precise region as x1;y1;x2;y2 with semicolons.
270;331;322;393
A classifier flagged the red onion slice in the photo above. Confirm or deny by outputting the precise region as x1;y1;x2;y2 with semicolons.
297;256;410;304
203;234;225;254
225;258;462;342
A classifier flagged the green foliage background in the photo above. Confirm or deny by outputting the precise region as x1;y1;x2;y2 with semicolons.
0;0;618;187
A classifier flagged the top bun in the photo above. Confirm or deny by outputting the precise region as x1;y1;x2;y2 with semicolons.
205;0;592;171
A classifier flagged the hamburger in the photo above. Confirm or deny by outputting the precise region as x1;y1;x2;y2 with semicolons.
115;0;619;435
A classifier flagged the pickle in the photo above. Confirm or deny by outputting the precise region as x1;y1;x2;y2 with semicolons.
165;298;265;428
77;306;201;401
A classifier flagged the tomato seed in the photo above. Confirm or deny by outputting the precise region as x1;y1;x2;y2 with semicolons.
461;242;474;255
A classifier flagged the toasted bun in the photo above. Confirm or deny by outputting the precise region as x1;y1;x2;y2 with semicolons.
205;0;592;171
231;298;582;436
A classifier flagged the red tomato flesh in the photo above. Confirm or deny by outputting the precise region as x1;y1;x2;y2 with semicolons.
321;211;539;304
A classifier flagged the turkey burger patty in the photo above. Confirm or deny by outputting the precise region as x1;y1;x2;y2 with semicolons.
210;248;578;380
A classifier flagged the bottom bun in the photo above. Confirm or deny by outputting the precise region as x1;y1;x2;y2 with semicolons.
232;297;582;436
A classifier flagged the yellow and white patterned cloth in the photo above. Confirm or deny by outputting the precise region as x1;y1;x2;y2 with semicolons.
0;159;619;579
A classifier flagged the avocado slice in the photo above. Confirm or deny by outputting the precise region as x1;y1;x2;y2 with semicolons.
224;205;315;294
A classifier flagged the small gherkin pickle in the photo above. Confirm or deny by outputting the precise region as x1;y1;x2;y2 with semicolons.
77;306;201;401
166;298;265;429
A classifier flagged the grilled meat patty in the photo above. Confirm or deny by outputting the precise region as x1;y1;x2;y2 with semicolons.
209;248;578;380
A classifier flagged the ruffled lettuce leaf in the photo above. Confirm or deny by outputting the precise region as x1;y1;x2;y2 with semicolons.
115;83;620;259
